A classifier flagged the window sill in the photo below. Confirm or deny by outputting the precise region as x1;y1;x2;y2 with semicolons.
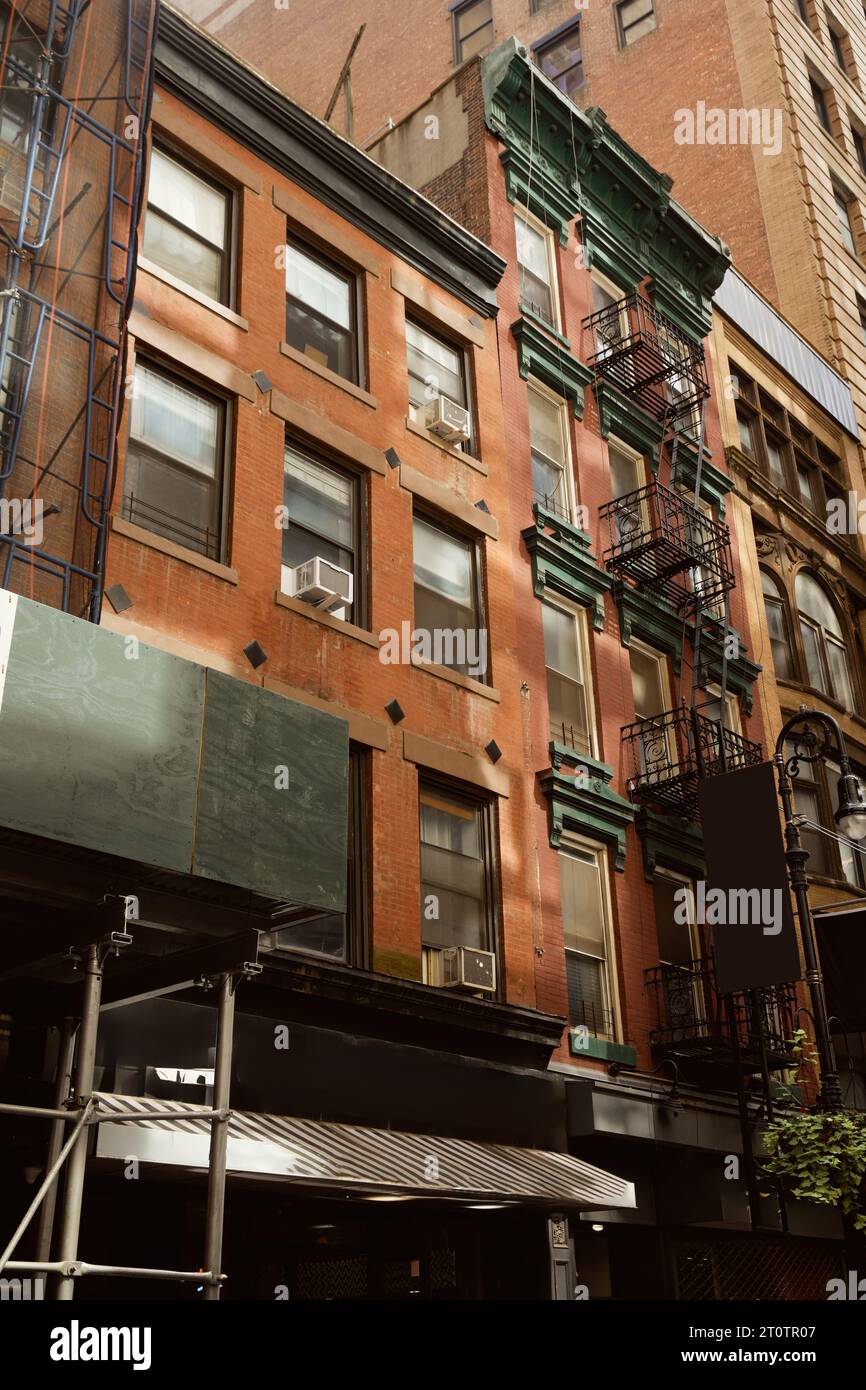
410;653;499;701
517;300;569;347
274;588;379;647
280;341;377;407
110;515;238;582
137;257;248;330
405;414;487;475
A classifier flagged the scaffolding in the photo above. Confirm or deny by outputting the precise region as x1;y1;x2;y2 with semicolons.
0;0;156;621
585;290;750;820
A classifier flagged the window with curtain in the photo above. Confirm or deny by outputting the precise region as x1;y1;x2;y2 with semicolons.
143;147;232;303
761;569;795;680
528;384;570;515
795;572;856;709
123;361;225;560
419;784;491;951
560;846;614;1038
542;601;593;754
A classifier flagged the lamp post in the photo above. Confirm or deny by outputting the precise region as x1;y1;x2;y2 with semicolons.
774;708;866;1112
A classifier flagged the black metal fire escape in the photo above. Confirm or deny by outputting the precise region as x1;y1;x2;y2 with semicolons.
0;0;156;620
584;290;763;820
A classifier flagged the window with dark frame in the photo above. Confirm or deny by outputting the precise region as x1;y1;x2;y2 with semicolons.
419;780;496;956
405;316;473;450
413;513;485;680
143;146;232;305
826;14;854;79
730;368;846;519
852;122;866;178
269;743;369;964
616;0;657;47
794;0;809;21
560;845;615;1038
535;20;584;97
281;441;362;624
284;237;361;385
122;360;228;562
795;570;857;710
833;181;858;254
761;568;796;681
810;76;832;133
453;0;493;64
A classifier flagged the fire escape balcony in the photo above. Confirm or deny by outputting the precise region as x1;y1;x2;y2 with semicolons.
645;956;798;1073
599;478;734;614
583;292;710;425
622;704;763;819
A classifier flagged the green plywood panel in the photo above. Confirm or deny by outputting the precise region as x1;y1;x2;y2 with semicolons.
0;593;202;871
194;670;348;911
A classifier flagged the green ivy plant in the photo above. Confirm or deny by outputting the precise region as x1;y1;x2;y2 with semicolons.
759;1029;866;1231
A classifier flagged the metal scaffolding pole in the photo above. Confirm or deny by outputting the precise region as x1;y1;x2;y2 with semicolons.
35;1017;76;1266
202;973;235;1300
54;943;103;1300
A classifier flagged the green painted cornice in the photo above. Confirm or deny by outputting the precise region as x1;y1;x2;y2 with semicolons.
538;749;634;871
613;582;685;673
482;41;731;336
636;806;706;883
696;615;762;715
522;504;612;629
512;317;594;417
594;381;663;466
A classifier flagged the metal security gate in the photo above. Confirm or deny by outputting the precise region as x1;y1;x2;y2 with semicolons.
673;1235;844;1301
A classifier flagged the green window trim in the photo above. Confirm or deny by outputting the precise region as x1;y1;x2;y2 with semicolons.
523;506;611;630
614;581;685;673
538;755;634;872
512;316;593;417
594;380;663;466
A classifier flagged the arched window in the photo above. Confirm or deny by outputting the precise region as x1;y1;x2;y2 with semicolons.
795;572;856;710
761;569;794;680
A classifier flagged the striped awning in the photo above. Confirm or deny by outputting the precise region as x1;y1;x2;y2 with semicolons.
92;1092;635;1210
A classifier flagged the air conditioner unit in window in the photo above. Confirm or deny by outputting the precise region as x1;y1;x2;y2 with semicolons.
425;394;471;445
284;556;353;617
424;945;496;993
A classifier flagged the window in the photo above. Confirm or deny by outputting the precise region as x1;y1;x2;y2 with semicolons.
453;0;493;64
616;0;656;47
405;317;472;450
560;845;616;1037
281;443;360;623
829;22;846;71
269;745;369;962
515;206;559;327
796;571;856;709
630;641;674;777
811;76;832;132
535;21;584;97
413;515;485;678
736;409;757;457
143;147;232;304
123;361;227;560
608;439;646;547
761;569;795;680
285;238;360;384
826;757;866;888
542;601;594;755
833;182;858;254
419;782;495;955
528;383;571;516
765;428;789;487
654;872;699;966
795;0;809;21
827;16;854;79
730;366;845;510
787;742;833;876
852;123;866;178
700;684;742;733
858;296;866;347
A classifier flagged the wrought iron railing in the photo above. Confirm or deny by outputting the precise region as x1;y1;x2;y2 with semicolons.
121;493;219;561
622;705;763;817
599;477;734;612
645;956;798;1070
583;292;710;424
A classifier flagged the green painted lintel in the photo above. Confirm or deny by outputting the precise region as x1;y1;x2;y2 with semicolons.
523;508;611;629
538;759;634;872
512;316;593;417
595;380;663;465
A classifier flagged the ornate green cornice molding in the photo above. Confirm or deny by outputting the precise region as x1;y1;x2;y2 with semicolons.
636;806;706;883
594;381;663;467
538;748;634;872
482;41;730;337
613;583;685;673
522;504;612;629
511;317;593;416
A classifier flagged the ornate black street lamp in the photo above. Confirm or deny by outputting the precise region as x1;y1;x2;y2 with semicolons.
774;707;866;1111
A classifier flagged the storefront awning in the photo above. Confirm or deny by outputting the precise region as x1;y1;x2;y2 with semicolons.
92;1092;636;1210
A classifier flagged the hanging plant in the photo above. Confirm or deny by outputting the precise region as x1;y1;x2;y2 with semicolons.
761;1109;866;1231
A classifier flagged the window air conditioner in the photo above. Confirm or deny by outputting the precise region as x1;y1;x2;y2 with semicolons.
424;945;496;993
425;394;471;444
284;556;353;617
